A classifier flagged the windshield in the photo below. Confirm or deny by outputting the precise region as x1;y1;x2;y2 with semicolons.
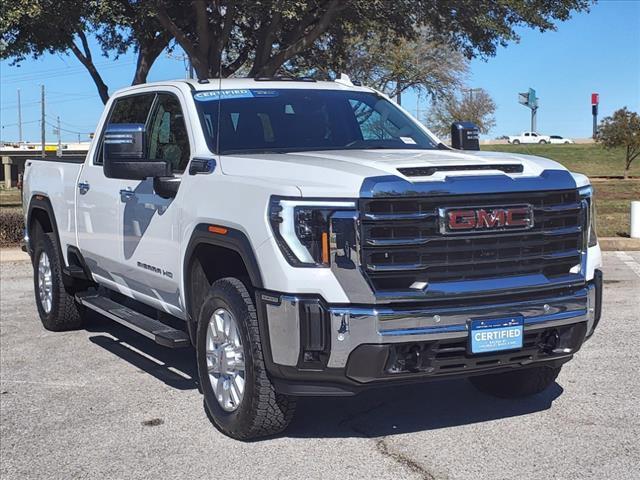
193;88;438;154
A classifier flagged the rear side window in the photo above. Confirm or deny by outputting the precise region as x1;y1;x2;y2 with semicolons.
95;93;155;165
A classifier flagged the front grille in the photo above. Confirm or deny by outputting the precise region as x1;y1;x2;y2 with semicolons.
359;190;584;293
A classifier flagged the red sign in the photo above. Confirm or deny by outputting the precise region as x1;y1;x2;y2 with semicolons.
591;93;599;105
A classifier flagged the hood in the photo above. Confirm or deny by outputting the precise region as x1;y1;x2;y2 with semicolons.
219;148;575;197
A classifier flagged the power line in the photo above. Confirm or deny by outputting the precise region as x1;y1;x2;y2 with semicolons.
1;60;136;85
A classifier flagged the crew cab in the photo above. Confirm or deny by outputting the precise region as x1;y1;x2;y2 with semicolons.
508;131;552;144
22;78;603;440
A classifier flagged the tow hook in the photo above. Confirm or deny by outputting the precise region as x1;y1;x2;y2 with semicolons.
539;329;560;354
406;345;422;372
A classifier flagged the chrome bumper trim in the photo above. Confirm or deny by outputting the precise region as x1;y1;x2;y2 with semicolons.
264;285;596;369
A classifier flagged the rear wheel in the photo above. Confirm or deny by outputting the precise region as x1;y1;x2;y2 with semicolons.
196;277;296;440
469;365;561;398
32;230;84;331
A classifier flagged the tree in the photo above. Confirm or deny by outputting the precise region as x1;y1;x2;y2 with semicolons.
426;88;497;138
150;0;592;80
2;0;592;102
1;0;170;104
596;107;640;179
285;29;468;100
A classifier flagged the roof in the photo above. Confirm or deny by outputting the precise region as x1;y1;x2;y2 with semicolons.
113;77;374;97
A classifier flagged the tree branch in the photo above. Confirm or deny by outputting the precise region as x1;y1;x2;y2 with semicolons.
69;39;109;104
257;0;346;76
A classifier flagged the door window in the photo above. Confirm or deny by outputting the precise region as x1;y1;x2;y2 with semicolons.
147;94;191;173
96;93;155;165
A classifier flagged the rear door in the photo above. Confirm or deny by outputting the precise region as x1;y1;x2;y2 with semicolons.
76;92;155;284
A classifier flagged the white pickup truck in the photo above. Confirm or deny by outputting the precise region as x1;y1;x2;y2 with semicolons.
508;131;552;144
23;78;603;440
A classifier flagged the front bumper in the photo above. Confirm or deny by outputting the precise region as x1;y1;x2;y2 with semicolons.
256;271;603;396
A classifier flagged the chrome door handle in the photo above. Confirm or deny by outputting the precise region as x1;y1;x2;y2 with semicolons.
120;189;135;202
78;182;90;195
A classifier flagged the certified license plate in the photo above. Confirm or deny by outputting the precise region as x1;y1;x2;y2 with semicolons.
470;316;524;354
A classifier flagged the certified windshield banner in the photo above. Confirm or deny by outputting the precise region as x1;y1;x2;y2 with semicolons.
193;89;279;101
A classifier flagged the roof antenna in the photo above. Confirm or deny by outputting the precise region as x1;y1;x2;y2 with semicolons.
335;73;354;86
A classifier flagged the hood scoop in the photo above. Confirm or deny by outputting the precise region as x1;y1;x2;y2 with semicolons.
398;164;524;177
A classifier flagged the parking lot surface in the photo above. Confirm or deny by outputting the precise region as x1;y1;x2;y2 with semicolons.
1;252;639;480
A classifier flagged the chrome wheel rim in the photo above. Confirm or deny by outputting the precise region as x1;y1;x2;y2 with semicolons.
205;308;245;412
37;251;53;314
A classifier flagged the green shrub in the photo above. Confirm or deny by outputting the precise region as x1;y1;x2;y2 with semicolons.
0;207;24;247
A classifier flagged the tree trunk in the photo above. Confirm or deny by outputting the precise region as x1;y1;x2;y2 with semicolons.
132;33;172;85
68;42;110;104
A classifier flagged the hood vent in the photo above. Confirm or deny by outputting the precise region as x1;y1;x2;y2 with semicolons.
398;164;524;177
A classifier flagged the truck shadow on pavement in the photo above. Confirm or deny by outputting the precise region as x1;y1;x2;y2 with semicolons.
81;311;564;438
84;312;198;392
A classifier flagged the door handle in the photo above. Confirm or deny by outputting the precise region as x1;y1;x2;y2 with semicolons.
120;189;135;202
78;181;90;195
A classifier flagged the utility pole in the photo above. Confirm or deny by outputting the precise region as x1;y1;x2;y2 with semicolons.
461;88;482;103
17;89;23;143
56;116;62;157
40;85;45;159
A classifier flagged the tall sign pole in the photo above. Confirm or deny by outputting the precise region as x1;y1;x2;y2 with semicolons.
591;93;599;139
518;88;539;132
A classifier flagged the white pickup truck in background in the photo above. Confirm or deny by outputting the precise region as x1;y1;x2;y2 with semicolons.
508;131;552;144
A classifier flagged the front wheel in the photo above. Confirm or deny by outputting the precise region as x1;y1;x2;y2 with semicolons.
196;277;296;440
539;139;547;144
512;139;520;144
469;365;561;398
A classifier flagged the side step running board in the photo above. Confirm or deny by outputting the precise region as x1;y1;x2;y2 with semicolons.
76;292;190;348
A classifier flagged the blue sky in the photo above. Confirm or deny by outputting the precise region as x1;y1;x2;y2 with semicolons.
1;0;638;142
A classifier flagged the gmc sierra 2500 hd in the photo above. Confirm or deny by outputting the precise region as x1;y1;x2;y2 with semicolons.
23;77;603;440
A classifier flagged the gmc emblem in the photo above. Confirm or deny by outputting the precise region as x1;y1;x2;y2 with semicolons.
438;205;534;234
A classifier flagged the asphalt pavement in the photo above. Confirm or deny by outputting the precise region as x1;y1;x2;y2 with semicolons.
1;252;639;480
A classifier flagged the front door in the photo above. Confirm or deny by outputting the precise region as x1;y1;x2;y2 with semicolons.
76;92;156;287
115;90;193;317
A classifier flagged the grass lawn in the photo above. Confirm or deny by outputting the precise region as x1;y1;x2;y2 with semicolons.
483;144;640;237
0;189;22;208
482;143;639;178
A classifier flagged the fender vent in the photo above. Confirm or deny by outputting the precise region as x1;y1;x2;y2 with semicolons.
398;164;524;177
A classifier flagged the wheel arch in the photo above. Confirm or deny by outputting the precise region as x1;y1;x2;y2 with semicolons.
26;195;61;258
183;224;264;327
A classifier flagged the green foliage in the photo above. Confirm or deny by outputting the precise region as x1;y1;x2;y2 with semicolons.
1;0;593;101
427;88;496;137
596;107;640;178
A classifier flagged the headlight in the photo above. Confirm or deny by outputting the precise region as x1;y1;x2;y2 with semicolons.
579;185;598;248
269;198;357;267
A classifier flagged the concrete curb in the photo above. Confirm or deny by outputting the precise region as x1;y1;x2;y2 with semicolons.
598;237;640;251
0;247;29;263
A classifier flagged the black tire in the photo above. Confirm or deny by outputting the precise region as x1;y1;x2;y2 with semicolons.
196;277;296;440
469;365;561;399
512;139;520;145
539;139;547;144
32;230;84;331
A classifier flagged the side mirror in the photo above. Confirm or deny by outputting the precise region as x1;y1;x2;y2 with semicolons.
103;123;171;180
451;122;480;151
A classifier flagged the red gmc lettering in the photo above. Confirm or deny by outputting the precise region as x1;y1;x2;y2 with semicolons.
506;207;530;227
448;210;476;230
477;209;505;228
